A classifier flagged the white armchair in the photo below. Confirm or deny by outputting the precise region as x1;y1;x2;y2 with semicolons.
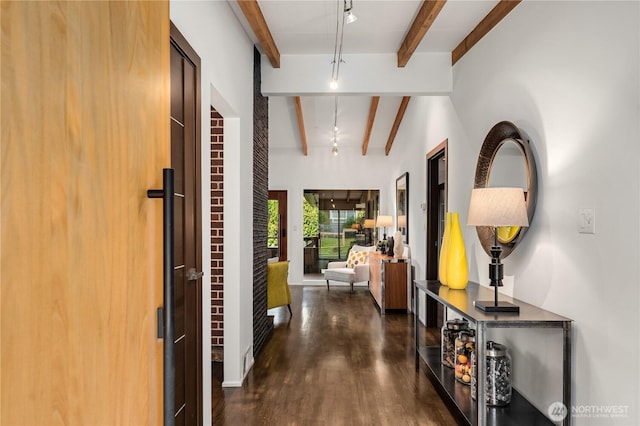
323;244;376;292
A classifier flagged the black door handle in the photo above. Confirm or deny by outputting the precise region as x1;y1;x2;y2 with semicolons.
148;168;175;426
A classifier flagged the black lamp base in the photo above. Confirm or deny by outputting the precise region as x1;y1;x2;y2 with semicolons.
474;300;520;314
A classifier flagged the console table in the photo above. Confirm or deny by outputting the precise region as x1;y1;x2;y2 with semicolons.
414;280;572;425
369;252;408;314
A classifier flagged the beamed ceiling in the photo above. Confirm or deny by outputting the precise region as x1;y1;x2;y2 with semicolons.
231;0;521;156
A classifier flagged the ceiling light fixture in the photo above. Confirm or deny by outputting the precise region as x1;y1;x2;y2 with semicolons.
330;0;356;90
344;0;357;24
331;96;339;156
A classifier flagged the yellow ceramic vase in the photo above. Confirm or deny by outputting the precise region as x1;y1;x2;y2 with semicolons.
446;212;468;289
438;212;452;285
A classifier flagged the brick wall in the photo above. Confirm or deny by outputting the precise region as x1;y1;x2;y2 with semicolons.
211;106;224;362
253;46;272;356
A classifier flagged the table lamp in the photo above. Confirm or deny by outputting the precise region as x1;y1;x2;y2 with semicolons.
467;187;529;313
364;219;375;245
376;215;393;240
376;215;393;254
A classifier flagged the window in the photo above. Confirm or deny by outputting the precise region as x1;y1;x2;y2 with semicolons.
268;191;287;260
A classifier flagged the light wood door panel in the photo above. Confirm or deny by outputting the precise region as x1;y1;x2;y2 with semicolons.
1;2;169;424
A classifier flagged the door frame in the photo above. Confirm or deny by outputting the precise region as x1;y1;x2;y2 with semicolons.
268;190;288;261
170;21;203;426
426;139;447;328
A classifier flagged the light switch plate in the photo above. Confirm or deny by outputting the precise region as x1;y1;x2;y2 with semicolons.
578;208;595;234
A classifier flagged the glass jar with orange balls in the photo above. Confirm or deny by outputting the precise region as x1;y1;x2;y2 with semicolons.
454;329;475;385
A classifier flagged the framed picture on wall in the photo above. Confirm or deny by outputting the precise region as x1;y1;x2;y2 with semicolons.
396;172;409;244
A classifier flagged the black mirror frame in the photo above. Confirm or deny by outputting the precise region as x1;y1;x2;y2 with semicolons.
396;172;409;244
474;121;538;259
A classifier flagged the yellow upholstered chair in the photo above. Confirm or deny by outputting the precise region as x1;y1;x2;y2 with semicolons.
267;260;292;316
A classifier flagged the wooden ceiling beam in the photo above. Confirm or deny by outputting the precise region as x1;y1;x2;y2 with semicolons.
385;97;411;156
361;96;380;156
293;97;308;156
236;0;281;68
452;0;521;65
397;0;447;67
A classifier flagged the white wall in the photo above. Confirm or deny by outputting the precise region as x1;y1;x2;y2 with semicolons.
271;1;640;424
393;1;639;423
269;96;399;284
170;1;255;417
170;0;640;423
448;2;639;423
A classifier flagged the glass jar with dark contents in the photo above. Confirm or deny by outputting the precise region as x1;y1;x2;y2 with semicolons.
471;340;512;406
441;318;469;368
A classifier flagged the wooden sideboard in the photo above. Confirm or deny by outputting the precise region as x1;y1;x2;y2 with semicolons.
369;252;408;314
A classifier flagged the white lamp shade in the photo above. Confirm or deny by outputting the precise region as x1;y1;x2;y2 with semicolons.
398;215;407;227
363;219;375;229
376;215;393;228
467;187;529;227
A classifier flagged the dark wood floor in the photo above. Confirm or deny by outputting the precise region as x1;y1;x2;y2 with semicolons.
212;285;456;425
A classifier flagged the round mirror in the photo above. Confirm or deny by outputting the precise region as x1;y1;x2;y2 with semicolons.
474;121;537;259
489;139;528;244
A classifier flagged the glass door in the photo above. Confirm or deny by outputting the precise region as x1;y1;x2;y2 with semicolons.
319;209;360;265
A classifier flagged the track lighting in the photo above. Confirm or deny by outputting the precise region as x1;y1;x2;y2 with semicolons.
345;11;357;24
330;0;356;89
344;0;357;24
331;96;339;156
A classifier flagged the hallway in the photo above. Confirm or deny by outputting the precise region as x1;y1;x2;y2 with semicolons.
213;285;456;425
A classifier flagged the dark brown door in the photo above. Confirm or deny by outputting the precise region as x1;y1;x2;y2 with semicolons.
426;140;447;328
170;23;202;426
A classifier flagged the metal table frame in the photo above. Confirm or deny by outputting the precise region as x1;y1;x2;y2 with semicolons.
414;280;572;426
